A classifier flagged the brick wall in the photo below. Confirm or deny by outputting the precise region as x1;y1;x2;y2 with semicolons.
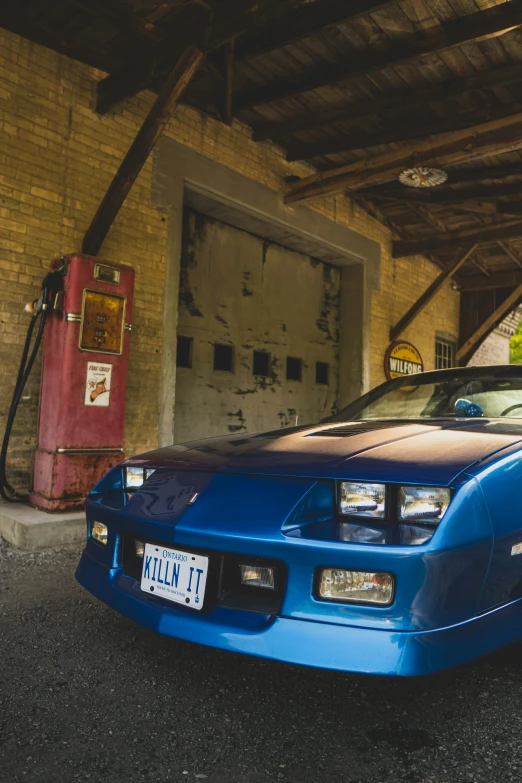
0;29;460;488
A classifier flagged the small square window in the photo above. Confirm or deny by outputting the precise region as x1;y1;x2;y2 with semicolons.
176;336;193;368
253;350;271;377
214;343;234;372
286;356;302;381
316;361;329;385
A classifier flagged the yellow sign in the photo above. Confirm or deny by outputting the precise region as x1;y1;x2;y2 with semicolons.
384;341;424;380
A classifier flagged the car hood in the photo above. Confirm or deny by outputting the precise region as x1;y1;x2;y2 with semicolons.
125;419;522;486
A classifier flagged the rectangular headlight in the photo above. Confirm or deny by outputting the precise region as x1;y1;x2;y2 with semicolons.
125;466;144;488
91;520;108;545
318;569;394;605
339;482;385;518
239;564;275;590
399;486;450;524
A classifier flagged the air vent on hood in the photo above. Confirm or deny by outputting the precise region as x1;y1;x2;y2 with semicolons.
310;420;412;437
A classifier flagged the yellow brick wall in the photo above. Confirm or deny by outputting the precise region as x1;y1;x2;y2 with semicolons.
0;29;459;489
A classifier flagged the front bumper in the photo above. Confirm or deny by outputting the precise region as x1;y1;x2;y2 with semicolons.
76;550;522;676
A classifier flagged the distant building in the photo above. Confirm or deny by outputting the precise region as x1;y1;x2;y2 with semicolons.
469;306;522;366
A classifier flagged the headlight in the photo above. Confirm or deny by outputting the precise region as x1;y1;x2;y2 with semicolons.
399;486;450;524
124;466;156;489
339;482;385;518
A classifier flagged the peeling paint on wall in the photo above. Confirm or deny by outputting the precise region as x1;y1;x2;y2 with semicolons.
175;208;340;442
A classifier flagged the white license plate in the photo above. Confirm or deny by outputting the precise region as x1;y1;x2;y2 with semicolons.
140;543;208;611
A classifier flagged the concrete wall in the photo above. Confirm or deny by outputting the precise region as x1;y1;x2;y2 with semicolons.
175;209;339;441
0;29;460;489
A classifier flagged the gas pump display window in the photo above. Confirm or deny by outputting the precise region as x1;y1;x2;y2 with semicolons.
79;289;126;355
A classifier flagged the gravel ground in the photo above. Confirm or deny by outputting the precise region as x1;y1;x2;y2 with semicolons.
2;539;522;783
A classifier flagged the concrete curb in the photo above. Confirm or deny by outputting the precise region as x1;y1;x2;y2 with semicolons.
0;501;85;551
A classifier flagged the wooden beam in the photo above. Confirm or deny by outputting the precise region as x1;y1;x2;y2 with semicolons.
389;246;477;342
456;284;522;365
252;61;522;142
236;0;522;109
284;113;522;205
234;0;398;61
286;102;522;162
82;46;205;257
458;270;522;291
223;40;234;126
358;160;522;196
499;241;522;268
393;218;522;258
374;180;522;206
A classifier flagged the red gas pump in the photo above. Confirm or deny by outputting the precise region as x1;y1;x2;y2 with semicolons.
28;254;135;511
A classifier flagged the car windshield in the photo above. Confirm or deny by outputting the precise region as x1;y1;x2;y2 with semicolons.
331;369;522;422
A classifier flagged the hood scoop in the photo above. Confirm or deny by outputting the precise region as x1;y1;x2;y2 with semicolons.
309;420;432;437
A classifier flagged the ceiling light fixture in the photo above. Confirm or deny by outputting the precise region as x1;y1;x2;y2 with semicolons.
398;167;448;188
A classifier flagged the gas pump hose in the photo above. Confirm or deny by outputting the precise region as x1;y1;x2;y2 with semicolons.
0;270;62;503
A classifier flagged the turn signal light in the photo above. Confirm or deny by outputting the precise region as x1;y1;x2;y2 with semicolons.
91;521;108;546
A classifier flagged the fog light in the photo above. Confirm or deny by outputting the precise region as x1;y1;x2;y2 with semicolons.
135;539;145;557
318;568;394;605
91;521;108;546
239;564;275;589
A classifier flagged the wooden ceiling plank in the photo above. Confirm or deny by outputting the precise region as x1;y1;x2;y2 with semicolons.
236;0;522;109
455;283;522;364
83;46;205;257
287;100;522;161
252;60;522;142
390;244;477;341
284;112;522;205
499;240;522;268
234;0;400;61
393;217;522;258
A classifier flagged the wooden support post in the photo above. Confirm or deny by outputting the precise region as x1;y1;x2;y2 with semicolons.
389;246;477;342
456;284;522;365
224;40;234;126
82;46;205;257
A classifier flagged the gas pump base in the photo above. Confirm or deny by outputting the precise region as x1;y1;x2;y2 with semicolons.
0;500;84;551
30;449;123;512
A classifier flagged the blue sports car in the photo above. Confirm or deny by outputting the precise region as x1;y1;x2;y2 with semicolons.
76;365;522;676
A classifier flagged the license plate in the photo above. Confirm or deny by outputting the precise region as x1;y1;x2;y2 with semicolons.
140;543;208;611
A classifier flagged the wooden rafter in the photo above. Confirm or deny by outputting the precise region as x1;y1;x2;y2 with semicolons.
393;219;522;258
252;61;522;142
236;0;522;109
373;181;522;206
83;46;205;256
458;270;522;291
96;0;287;115
390;246;477;342
499;241;522;268
286;102;522;162
284;113;522;205
456;284;522;365
234;0;398;61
